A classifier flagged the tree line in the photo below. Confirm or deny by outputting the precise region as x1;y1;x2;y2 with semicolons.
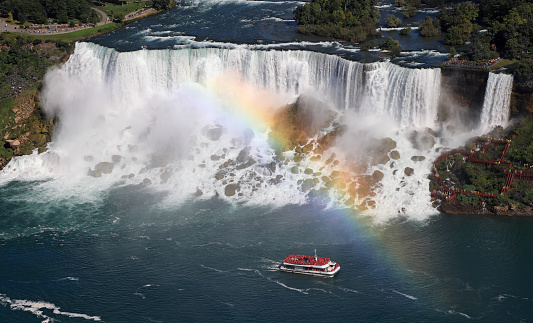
0;0;99;24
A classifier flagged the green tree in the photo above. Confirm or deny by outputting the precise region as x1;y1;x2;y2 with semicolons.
380;36;401;56
386;14;401;28
419;16;440;37
400;26;412;36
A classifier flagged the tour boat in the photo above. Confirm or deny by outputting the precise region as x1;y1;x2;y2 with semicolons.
279;251;340;277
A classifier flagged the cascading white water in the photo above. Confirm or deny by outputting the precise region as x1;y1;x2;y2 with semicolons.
0;42;514;220
480;72;514;130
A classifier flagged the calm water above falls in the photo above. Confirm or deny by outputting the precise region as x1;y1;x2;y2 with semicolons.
1;1;532;322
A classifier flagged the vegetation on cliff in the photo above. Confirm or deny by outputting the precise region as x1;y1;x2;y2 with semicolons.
293;0;380;43
431;118;533;215
0;33;64;167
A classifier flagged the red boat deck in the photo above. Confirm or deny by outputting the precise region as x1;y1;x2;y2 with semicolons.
283;254;331;266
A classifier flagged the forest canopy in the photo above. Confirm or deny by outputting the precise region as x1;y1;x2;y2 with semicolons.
293;0;380;43
0;0;99;24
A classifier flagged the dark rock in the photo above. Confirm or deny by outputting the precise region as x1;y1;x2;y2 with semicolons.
95;162;114;174
390;150;400;160
404;167;414;176
203;125;224;141
195;188;203;197
225;184;238;196
112;155;123;163
301;178;315;191
160;171;171;183
372;170;384;182
411;156;426;162
236;146;251;163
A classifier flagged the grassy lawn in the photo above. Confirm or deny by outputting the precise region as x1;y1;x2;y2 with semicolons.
99;1;152;17
29;23;123;42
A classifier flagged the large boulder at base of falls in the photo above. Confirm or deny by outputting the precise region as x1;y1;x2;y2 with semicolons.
202;125;224;141
409;130;436;150
269;95;336;152
411;156;426;162
368;137;396;166
225;184;239;196
372;170;384;182
390;150;400;160
95;161;114;174
314;125;347;155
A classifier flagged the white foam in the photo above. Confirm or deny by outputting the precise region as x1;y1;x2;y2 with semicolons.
0;293;101;321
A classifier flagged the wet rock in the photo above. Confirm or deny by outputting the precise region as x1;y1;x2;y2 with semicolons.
291;166;299;174
304;168;313;175
195;188;203;197
215;171;225;180
87;169;101;178
390;150;400;160
112;155;123;164
143;178;152;185
95;162;114;174
225;184;239;196
203;125;224;141
237;146;252;163
369;137;396;166
404;167;414;176
160;171;171;183
210;154;221;161
266;161;277;173
301;178;315;191
372;170;384;182
411;156;426;162
409;130;436;150
150;155;169;168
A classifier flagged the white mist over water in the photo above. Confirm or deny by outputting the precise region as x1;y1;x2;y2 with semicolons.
0;42;514;220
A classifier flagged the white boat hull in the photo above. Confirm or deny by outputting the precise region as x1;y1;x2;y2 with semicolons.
279;264;340;277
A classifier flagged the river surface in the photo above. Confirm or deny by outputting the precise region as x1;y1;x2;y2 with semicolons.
1;1;533;322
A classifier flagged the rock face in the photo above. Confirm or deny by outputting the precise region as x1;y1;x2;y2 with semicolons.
269;95;336;152
511;76;533;115
439;69;488;127
5;139;20;149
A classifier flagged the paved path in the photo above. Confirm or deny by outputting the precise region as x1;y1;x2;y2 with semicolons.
0;5;154;35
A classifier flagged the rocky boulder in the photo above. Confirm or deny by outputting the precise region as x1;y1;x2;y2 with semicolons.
95;162;114;174
225;184;239;196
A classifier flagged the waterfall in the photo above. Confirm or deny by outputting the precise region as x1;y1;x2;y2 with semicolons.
55;42;441;127
480;72;514;130
3;42;517;219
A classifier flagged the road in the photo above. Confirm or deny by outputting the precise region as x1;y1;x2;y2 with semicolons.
0;6;153;35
